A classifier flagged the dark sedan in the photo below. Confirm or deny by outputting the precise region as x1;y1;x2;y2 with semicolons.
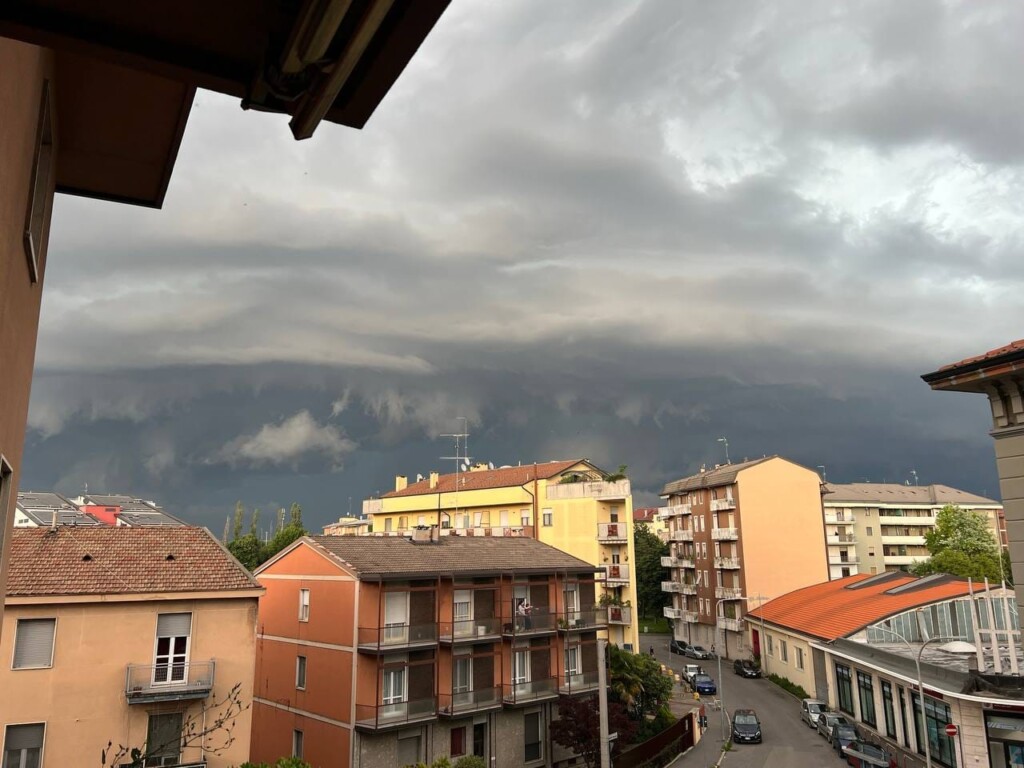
670;639;691;655
733;659;761;678
832;723;860;755
732;709;762;743
692;674;717;695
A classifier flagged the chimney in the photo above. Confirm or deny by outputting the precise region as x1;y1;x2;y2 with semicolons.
395;475;408;492
700;464;706;474
51;509;57;531
429;472;439;489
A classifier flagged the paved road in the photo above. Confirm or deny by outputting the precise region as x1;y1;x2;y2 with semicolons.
644;634;843;768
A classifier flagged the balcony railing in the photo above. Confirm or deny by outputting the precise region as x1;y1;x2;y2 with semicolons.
545;479;631;501
658;504;692;519
597;522;628;543
669;529;694;542
681;611;699;623
663;606;682;620
715;586;742;600
358;623;438;652
439;617;502;643
713;557;741;569
363;498;383;515
438;686;502;716
602;565;629;584
824;513;855;525
355;697;437;731
662;581;685;594
711;527;738;541
718;617;744;632
607;605;632;625
502;608;557;637
828;556;860;565
503;677;559;705
560;670;600;695
444;525;536;538
710;498;736;512
879;515;935;526
826;534;857;545
126;661;215;704
561;608;608;631
880;535;926;546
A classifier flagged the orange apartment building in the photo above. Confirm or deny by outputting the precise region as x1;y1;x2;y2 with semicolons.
251;533;604;768
0;0;450;637
659;456;829;659
0;526;263;767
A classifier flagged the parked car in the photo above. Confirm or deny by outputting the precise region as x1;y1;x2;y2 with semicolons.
816;712;852;739
670;639;691;655
842;740;893;767
682;663;705;685
732;709;762;743
733;659;761;678
692;674;717;695
685;644;714;659
831;723;860;754
800;698;828;728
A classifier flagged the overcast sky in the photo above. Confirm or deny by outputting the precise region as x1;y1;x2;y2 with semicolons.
22;0;1024;531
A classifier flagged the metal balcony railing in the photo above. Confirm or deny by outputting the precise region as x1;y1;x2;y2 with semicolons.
355;697;437;730
545;480;631;501
561;608;608;631
607;605;632;625
603;565;629;584
502;677;558;705
125;661;215;704
439;617;502;643
502;608;557;636
597;522;628;542
438;686;502;716
560;670;600;695
357;623;438;652
715;586;743;600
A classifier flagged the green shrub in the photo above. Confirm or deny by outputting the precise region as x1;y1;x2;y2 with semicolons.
767;673;809;700
453;757;486;768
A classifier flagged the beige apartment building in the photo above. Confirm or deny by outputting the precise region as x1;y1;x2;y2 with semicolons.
0;526;262;768
823;483;1005;578
659;456;828;658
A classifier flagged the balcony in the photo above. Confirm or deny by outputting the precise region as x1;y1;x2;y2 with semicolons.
560;670;600;696
881;535;926;546
545;479;631;501
714;557;741;569
358;623;438;653
125;661;215;704
602;564;630;585
445;525;536;539
355;697;437;731
826;534;857;545
710;498;736;512
658;504;692;519
718;617;744;632
502;608;557;637
669;529;694;542
607;605;632;625
438;686;502;717
560;608;608;632
662;580;685;594
828;556;860;565
363;498;383;516
663;606;683;620
823;513;855;526
883;555;927;566
681;611;699;623
597;522;628;543
715;586;743;600
711;527;738;541
503;677;559;705
440;617;502;644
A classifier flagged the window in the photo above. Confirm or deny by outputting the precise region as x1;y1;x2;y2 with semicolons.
513;650;530;684
866;526;873;536
565;645;581;676
299;589;310;622
397;735;420;765
766;635;773;656
418;515;426;526
454;589;472;636
384;591;409;643
857;671;876;726
3;723;44;768
450;726;467;757
296;655;307;689
841;567;851;577
398;516;408;530
564;585;579;616
542;508;553;526
382;667;406;704
524;711;543;762
795;647;804;670
12;618;55;669
453;655;472;694
292;729;304;760
154;613;191;684
881;680;897;738
521;510;531;526
384;518;393;532
609;506;619;522
779;640;788;663
145;713;183;767
910;692;956;767
868;549;875;557
23;80;54;284
835;664;855;715
473;723;486;757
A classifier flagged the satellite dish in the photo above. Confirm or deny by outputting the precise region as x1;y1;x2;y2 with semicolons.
461;463;468;472
488;462;495;470
416;474;424;482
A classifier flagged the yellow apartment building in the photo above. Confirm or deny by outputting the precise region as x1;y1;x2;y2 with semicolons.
363;460;640;651
660;456;828;659
322;516;372;536
0;526;263;768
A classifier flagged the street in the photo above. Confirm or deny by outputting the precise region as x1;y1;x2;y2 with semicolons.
644;634;844;768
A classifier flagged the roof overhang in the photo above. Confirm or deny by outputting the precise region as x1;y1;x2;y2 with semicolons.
5;587;265;604
922;347;1024;393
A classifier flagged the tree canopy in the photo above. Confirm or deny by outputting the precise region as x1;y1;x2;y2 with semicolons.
634;522;670;619
226;502;307;572
911;504;1010;583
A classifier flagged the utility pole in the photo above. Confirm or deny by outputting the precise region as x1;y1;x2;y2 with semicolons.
598;639;611;768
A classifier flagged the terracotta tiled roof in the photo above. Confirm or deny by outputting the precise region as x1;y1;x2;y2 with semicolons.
938;339;1024;372
634;508;659;523
747;573;977;641
824;483;999;506
6;526;261;597
382;460;591;498
301;535;599;578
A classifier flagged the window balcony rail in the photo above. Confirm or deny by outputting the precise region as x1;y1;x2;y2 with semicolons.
358;623;438;652
662;580;685;594
658;504;692;519
355;697;438;731
440;617;502;643
828;555;860;565
560;670;600;695
597;522;628;542
710;527;738;541
681;611;699;623
669;529;694;542
879;515;935;526
560;608;608;631
826;534;857;545
824;513;855;525
447;525;536;538
718;617;744;632
502;677;558;705
664;607;682;620
607;605;632;625
125;661;215;704
880;534;926;546
715;586;743;600
438;686;502;716
545;479;631;501
502;608;557;636
602;565;630;584
710;498;736;512
713;557;741;569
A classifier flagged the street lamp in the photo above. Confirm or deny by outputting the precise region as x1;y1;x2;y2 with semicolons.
715;595;747;741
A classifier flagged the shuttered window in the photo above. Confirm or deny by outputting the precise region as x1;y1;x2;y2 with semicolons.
13;619;55;669
3;723;45;768
156;613;191;638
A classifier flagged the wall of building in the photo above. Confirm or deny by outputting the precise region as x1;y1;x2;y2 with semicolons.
994;429;1024;616
0;39;57;640
747;623;816;695
0;596;258;767
252;702;351;768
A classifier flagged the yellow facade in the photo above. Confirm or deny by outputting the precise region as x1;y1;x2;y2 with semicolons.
364;462;641;650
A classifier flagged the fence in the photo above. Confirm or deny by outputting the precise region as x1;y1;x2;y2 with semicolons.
614;711;696;768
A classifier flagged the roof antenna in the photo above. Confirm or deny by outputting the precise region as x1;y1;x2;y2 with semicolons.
717;437;730;465
910;469;919;486
440;417;472;528
817;465;827;483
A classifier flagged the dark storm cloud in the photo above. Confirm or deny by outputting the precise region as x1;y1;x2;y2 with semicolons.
23;0;1023;529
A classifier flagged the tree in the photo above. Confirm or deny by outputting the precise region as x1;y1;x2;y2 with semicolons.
276;507;286;533
227;533;262;571
550;695;635;768
232;501;245;541
260;512;307;564
289;502;303;528
912;504;1008;582
222;515;230;543
634;522;670;619
607;645;673;720
249;508;260;537
604;464;629;482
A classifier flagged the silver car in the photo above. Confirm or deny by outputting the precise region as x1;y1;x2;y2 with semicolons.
800;698;828;728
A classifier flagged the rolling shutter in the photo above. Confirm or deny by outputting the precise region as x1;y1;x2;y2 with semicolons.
13;619;55;668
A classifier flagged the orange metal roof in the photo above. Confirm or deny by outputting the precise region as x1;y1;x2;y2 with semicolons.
747;573;977;641
382;459;592;498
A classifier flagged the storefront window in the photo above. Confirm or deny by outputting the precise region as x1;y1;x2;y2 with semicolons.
881;680;896;739
836;663;855;716
910;692;956;768
857;671;876;727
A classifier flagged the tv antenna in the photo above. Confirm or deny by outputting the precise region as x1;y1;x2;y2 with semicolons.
440;417;472;529
717;437;730;465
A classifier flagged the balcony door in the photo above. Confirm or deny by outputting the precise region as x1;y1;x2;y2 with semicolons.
564;585;580;624
564;645;582;687
153;613;191;685
453;654;473;705
513;648;531;694
454;590;473;638
381;666;407;719
384;591;409;645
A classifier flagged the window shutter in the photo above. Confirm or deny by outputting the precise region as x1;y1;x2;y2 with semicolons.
156;613;192;637
13;619;55;668
5;723;44;750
